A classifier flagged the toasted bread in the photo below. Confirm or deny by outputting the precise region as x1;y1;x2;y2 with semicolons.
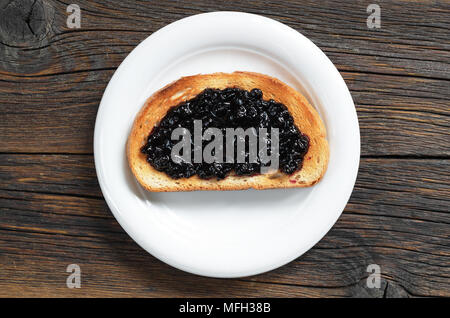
127;71;329;192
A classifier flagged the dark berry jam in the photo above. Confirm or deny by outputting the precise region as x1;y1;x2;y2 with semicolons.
141;87;309;180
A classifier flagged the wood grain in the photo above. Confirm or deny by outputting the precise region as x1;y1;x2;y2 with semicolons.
0;155;448;297
0;0;449;297
1;70;449;155
1;0;449;78
0;0;449;155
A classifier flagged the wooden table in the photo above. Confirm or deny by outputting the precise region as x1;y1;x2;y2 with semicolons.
1;0;449;298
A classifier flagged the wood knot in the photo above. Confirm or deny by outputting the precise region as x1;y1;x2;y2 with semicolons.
0;0;54;47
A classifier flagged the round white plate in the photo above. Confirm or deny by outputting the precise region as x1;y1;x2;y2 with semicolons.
94;12;360;278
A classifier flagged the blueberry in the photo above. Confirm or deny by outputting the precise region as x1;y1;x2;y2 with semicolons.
250;88;263;99
236;106;247;118
247;106;258;119
234;97;244;107
141;87;309;179
281;160;300;174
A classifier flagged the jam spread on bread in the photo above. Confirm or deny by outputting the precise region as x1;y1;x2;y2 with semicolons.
141;87;309;180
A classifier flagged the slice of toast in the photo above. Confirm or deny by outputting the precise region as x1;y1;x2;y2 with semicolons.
127;71;329;192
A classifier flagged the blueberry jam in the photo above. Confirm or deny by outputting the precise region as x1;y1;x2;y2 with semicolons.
141;88;309;180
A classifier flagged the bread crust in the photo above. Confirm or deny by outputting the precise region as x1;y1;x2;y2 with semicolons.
127;72;329;192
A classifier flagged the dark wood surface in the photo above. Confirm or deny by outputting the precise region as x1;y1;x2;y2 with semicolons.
0;0;449;297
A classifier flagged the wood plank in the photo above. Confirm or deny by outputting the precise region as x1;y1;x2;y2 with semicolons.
345;72;449;156
0;1;449;155
0;0;449;298
0;155;448;297
1;70;449;155
1;0;448;78
0;154;101;197
0;230;358;297
2;155;449;215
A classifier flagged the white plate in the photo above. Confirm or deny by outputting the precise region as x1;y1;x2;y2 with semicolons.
94;12;360;278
